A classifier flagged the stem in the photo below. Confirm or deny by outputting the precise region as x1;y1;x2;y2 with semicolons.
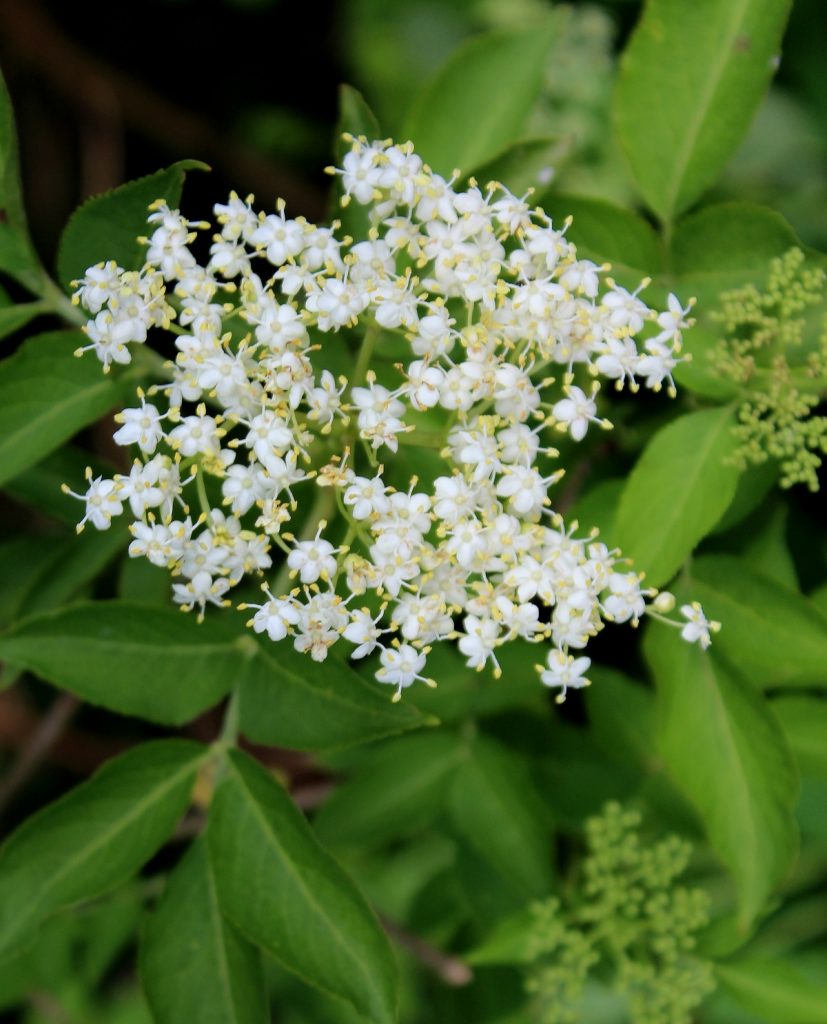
0;692;80;818
379;914;473;986
40;273;86;327
194;466;214;527
219;687;241;747
352;324;379;388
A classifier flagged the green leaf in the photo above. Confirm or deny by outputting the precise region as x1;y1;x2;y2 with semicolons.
614;0;792;221
0;739;204;958
0;68;42;291
466;904;543;966
470;136;570;196
238;638;432;752
713;459;779;534
57;160;208;291
644;625;798;928
539;194;664;286
0;330;133;488
0;601;248;724
716;959;827;1024
403;19;558;175
671;202;799;305
585;666;657;774
672;325;742;399
739;502;797;589
0;299;44;341
314;730;461;846
141;839;267;1024
614;406;742;587
566;477;623;547
207;749;398;1024
448;734;552;901
772;696;827;779
689;555;827;688
0;526;128;629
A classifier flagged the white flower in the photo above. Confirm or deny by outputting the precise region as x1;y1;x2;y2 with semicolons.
172;570;231;620
168;410;223;458
250;207;305;266
603;572;646;624
376;643;431;700
539;649;591;702
287;529;338;584
552;385;601;442
67;137;707;700
248;596;301;642
458;614;502;672
680;602;719;650
113;395;165;454
343;607;388;658
62;472;122;531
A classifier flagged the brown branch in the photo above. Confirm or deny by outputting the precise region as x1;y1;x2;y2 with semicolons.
379;914;473;987
0;691;80;818
0;0;326;217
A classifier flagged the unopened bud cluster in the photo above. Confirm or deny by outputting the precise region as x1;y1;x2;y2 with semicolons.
711;247;827;491
526;803;714;1024
66;136;714;699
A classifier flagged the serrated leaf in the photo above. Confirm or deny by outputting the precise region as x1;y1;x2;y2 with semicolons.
0;330;135;487
207;749;398;1024
0;739;204;958
238;638;432;752
0;601;248;724
141;839;267;1024
716;959;827;1024
772;696;827;779
57;160;208;291
0;68;42;291
689;555;827;688
644;625;798;929
403;19;559;175
448;734;552;901
614;406;742;587
615;0;792;222
314;730;461;846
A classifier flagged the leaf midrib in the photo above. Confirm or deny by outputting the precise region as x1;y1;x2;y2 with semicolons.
228;757;389;1022
662;0;752;218
0;750;201;949
0;376;113;467
618;407;735;578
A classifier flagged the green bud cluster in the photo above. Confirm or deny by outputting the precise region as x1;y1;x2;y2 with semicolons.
710;247;827;490
524;803;714;1024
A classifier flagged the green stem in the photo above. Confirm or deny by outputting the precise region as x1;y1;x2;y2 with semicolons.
352;324;379;388
40;274;86;327
219;686;241;747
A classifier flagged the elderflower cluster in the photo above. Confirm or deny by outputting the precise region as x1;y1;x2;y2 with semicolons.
711;247;827;491
526;803;714;1024
65;135;712;700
